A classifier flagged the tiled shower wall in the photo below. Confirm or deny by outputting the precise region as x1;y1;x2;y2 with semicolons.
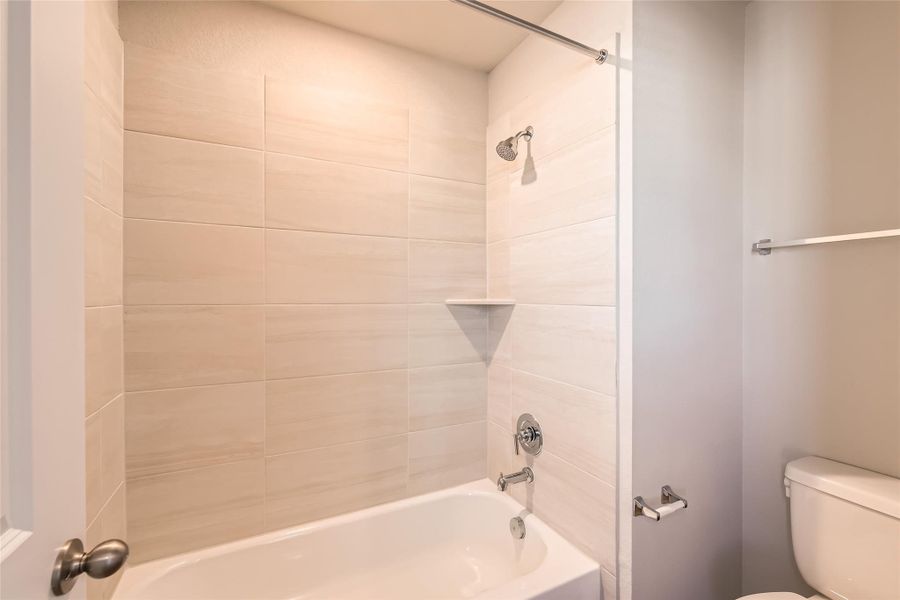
84;1;127;598
485;36;619;597
118;1;489;563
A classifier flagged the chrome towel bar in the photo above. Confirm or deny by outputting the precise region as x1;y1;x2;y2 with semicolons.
634;485;688;521
753;228;900;255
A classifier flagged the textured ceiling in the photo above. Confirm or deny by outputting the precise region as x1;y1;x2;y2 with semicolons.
260;1;563;71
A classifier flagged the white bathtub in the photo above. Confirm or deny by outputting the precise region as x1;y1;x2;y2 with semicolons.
114;479;601;600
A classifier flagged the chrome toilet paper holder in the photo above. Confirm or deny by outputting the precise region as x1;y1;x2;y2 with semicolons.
633;485;688;521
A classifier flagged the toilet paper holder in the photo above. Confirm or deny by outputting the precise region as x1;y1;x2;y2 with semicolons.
633;485;688;521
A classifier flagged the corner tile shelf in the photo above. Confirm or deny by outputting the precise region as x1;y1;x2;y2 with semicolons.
444;299;516;306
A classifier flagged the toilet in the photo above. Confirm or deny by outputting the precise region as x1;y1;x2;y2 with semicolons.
739;456;900;600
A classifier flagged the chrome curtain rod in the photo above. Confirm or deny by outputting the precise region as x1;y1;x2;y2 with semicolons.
448;0;609;65
752;228;900;255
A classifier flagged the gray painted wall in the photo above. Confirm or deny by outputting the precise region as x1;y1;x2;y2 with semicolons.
741;1;900;594
631;2;745;599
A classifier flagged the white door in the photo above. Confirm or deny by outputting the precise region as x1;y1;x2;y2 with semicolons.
1;1;88;598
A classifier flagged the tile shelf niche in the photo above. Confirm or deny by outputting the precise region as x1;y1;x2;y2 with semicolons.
444;299;516;306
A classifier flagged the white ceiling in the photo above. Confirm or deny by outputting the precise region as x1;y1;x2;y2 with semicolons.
260;1;563;72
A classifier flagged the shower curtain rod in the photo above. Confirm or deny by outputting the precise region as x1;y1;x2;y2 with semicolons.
449;0;609;65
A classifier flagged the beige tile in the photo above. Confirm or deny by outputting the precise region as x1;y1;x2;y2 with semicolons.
487;363;512;429
124;219;265;305
265;152;407;237
409;241;485;303
511;305;616;395
266;371;407;455
409;363;486;431
511;370;615;484
409;304;486;368
124;305;265;391
511;451;615;570
486;113;512;182
86;306;123;416
601;568;617;600
125;44;263;149
85;484;126;600
266;230;407;304
85;198;123;307
487;241;511;298
266;305;407;379
510;218;616;306
410;108;485;184
486;421;515;484
409;176;485;243
85;395;125;524
85;1;123;126
125;382;265;479
266;79;408;170
487;306;514;365
408;422;486;495
486;176;510;243
85;89;124;215
511;64;615;161
509;128;616;237
127;459;265;563
124;132;264;226
266;436;407;530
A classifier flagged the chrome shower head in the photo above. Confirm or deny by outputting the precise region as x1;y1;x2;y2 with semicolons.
495;126;534;161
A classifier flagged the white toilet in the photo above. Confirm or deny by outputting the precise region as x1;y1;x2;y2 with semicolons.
739;456;900;600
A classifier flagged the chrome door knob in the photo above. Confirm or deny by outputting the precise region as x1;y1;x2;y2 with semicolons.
51;538;129;596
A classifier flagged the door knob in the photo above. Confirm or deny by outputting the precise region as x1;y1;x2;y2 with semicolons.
51;538;129;596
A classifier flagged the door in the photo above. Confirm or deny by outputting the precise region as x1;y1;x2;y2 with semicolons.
1;1;87;598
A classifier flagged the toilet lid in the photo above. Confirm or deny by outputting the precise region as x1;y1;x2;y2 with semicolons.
737;594;807;600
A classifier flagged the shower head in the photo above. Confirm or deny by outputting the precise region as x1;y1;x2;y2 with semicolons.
495;126;534;161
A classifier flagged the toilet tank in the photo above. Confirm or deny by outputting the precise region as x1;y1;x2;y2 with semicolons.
785;457;900;600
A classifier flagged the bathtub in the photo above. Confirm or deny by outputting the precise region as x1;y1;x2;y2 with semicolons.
114;479;601;600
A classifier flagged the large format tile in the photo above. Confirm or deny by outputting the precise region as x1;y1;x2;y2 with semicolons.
125;44;264;149
85;198;123;307
265;153;407;237
266;436;407;530
85;483;126;600
486;421;515;484
509;218;615;306
511;305;616;395
124;132;264;226
408;305;487;368
511;451;616;571
487;241;511;298
408;422;486;495
509;128;615;237
84;0;123;127
124;305;265;391
486;176;510;243
266;305;407;379
510;64;615;161
266;371;407;455
127;459;265;563
85;395;125;524
409;241;485;303
85;306;123;416
410;108;485;184
85;89;124;215
409;363;486;431
409;176;485;243
266;230;407;304
487;363;512;429
125;219;265;305
266;79;408;171
125;382;265;479
511;370;615;484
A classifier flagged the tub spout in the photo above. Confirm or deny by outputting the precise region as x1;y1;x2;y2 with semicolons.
497;467;534;491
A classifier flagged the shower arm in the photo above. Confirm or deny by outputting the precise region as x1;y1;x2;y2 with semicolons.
448;0;609;65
